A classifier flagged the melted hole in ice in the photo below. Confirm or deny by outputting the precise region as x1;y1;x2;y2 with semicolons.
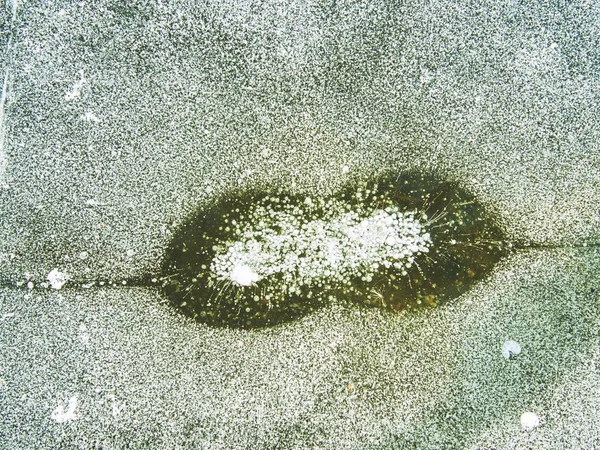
160;172;509;329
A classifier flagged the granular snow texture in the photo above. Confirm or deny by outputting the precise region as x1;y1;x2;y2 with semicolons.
0;1;599;448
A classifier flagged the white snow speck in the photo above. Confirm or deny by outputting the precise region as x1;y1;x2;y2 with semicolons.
230;264;260;286
78;324;90;345
51;395;78;423
126;249;135;257
65;71;85;101
329;335;343;350
84;198;108;206
502;340;521;359
108;394;124;417
520;411;540;431
342;165;350;174
82;112;100;123
47;269;69;290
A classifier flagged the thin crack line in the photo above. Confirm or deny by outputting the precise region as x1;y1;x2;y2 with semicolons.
0;242;598;291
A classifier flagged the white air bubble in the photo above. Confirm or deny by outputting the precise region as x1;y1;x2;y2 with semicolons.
230;265;260;286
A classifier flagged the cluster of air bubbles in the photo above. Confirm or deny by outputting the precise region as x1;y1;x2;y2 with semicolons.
211;201;431;292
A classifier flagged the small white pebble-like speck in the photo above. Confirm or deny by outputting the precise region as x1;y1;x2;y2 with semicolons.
79;251;89;260
51;395;78;423
83;112;100;123
47;269;69;290
342;165;350;173
520;411;540;431
502;340;522;359
65;71;85;101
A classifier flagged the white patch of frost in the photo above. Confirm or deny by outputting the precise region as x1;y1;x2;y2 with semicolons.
51;395;78;423
502;340;521;359
47;269;69;290
65;70;85;101
520;411;540;431
82;112;100;123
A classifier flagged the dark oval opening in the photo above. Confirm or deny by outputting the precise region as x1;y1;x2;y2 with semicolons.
160;171;510;329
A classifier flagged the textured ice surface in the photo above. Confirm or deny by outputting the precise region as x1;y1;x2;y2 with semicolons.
1;0;599;448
